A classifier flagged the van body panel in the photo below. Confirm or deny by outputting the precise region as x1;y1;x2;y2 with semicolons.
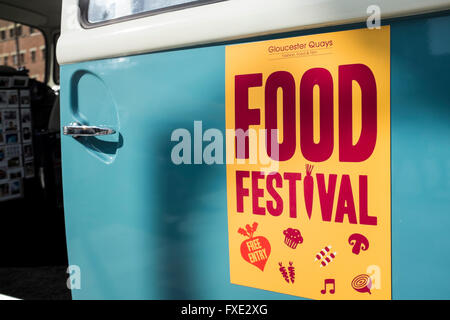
60;13;450;299
57;0;450;64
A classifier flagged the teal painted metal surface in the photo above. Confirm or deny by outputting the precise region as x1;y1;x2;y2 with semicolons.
391;14;450;299
60;12;450;299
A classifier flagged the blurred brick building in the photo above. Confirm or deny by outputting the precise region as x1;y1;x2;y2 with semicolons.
0;19;46;82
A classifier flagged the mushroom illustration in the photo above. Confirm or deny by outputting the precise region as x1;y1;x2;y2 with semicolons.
348;233;369;255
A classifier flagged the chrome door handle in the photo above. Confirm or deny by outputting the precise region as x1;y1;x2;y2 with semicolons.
63;122;116;137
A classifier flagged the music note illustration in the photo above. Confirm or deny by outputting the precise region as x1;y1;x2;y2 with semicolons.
320;278;335;294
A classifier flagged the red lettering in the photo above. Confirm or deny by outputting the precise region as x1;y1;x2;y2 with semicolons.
283;172;302;218
265;71;296;161
235;65;377;162
236;170;249;213
252;171;265;215
339;64;377;162
235;74;262;159
266;172;283;216
300;68;334;162
359;175;377;225
335;175;357;224
235;170;377;226
317;173;337;222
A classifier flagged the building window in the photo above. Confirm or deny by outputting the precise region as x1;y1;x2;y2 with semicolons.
0;19;46;81
7;25;23;38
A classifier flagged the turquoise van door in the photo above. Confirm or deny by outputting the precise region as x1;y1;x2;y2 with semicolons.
59;5;450;299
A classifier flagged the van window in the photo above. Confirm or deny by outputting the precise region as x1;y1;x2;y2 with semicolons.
85;0;221;24
0;19;46;83
53;33;60;85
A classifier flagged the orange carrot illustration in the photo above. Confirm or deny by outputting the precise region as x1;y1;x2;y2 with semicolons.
279;262;290;283
304;164;314;219
288;261;295;283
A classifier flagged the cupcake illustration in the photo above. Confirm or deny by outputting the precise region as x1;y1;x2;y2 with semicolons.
283;228;303;249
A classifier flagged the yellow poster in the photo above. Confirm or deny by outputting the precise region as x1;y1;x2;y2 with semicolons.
225;27;391;300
